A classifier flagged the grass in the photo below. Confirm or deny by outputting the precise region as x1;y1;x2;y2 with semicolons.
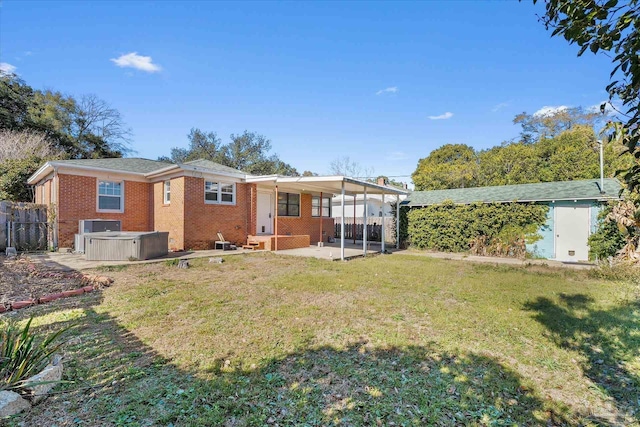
5;253;639;426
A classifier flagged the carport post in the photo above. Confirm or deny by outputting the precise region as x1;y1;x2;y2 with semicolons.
381;193;385;253
396;195;400;249
274;185;278;252
340;181;345;260
362;186;367;256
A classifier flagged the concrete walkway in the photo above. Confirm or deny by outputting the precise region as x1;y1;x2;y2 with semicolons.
27;248;252;271
276;241;383;260
399;249;595;270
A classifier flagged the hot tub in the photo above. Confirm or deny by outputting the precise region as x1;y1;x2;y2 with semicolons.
83;231;169;261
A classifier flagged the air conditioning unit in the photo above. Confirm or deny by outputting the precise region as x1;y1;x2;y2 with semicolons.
79;219;121;234
75;220;122;253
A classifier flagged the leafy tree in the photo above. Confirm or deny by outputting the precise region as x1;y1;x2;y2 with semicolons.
412;144;478;190
477;142;540;186
588;203;626;260
535;0;640;192
161;128;299;176
0;73;35;130
302;170;318;177
513;107;601;143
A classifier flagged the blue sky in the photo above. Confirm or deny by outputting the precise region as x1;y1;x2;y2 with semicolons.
1;1;613;183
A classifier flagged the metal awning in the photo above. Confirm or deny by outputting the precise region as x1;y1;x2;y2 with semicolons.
245;175;408;196
246;175;408;260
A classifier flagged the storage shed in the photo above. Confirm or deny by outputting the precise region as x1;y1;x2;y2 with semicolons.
402;178;622;262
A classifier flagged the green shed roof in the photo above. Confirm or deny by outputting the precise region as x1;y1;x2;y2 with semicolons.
404;178;622;207
52;158;172;174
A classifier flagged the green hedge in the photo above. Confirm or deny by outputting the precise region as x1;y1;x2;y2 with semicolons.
406;201;549;253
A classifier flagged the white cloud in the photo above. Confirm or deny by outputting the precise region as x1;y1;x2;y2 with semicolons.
110;52;161;73
588;100;622;116
491;102;509;113
533;105;569;117
428;112;453;120
376;86;398;95
0;62;17;75
388;151;408;161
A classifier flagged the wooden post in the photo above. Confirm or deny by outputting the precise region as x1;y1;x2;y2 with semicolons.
274;185;278;252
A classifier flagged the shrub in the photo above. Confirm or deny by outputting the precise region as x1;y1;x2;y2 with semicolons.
588;203;626;261
407;201;548;256
0;318;67;393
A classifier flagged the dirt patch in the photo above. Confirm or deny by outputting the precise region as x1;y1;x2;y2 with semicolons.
0;255;87;304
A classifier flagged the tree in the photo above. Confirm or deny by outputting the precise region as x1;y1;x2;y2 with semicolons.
0;130;65;201
513;107;601;143
535;0;639;192
161;129;299;176
328;156;374;178
0;73;131;159
411;144;478;190
477;142;540;186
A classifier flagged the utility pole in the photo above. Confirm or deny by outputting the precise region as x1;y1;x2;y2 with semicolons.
598;139;605;194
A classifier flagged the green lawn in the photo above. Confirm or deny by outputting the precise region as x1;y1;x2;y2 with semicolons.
5;253;640;426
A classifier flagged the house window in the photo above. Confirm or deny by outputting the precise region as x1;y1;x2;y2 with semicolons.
97;180;123;212
164;180;171;204
312;196;331;217
205;181;235;204
278;192;299;217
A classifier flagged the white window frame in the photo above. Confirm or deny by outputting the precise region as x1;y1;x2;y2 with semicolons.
97;180;124;213
163;180;171;204
311;195;332;217
204;181;236;205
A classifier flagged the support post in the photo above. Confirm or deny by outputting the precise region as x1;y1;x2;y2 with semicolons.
381;193;385;253
340;182;345;260
319;192;323;244
274;185;278;252
353;195;356;244
362;186;367;256
396;195;400;249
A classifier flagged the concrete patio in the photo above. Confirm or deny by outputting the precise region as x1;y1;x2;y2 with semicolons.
275;240;389;260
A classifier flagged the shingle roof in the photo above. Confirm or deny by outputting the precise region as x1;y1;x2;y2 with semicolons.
52;158;171;174
182;159;248;175
404;178;622;207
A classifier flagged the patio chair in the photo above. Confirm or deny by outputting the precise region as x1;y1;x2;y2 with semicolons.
215;232;231;251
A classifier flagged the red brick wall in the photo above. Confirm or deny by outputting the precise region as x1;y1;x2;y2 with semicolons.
153;177;185;251
182;177;256;250
56;174;152;248
277;193;334;245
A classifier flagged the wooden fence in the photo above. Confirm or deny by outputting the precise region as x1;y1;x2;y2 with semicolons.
334;217;395;243
0;202;49;251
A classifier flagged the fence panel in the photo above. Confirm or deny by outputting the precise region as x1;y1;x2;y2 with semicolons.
0;202;48;251
334;217;394;243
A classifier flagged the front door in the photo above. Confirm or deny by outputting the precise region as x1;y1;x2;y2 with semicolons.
555;205;590;262
257;192;273;235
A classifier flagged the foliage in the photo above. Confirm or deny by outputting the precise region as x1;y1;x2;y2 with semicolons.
0;73;131;159
390;201;409;248
588;203;626;261
160;128;299;176
513;106;601;143
412;144;477;190
412;112;629;190
535;0;640;194
604;199;640;261
0;317;67;393
407;201;548;255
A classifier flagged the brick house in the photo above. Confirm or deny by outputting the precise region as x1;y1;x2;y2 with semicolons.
28;158;406;257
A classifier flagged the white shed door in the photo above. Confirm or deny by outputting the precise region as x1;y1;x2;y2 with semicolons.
555;206;590;262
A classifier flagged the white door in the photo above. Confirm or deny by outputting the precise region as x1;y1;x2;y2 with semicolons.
257;192;273;235
555;206;590;262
